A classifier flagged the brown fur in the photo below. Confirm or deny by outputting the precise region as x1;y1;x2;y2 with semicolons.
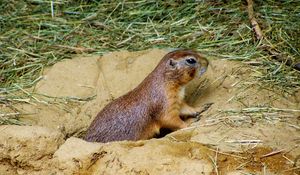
85;49;209;143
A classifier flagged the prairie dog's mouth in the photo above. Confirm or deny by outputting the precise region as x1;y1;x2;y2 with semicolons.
198;67;207;76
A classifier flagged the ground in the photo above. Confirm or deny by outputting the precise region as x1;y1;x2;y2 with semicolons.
0;49;299;174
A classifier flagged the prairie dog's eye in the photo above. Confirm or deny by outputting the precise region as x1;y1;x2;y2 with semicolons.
185;57;196;65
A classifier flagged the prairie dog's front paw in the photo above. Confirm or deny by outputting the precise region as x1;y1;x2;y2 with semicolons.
180;102;213;118
180;106;199;117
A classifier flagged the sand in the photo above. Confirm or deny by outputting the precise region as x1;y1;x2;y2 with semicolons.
0;49;299;174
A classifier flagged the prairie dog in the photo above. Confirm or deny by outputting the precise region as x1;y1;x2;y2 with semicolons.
85;49;209;143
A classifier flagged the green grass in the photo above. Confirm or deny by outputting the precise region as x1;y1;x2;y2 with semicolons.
0;0;299;125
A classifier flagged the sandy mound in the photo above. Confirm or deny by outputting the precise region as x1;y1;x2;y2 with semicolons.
0;125;64;174
1;49;299;174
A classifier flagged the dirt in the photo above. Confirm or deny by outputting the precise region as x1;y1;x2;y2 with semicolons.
0;49;299;174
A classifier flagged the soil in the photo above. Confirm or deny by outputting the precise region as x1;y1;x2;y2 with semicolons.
0;49;299;174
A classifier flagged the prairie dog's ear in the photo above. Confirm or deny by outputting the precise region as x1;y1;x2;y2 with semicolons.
168;58;178;69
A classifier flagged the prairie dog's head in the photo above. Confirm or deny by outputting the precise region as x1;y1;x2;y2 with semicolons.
162;49;209;85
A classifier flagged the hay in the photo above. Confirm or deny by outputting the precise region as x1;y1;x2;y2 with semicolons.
0;0;299;124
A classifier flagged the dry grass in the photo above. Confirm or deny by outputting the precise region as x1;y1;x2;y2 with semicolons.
0;0;299;125
203;106;300;128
